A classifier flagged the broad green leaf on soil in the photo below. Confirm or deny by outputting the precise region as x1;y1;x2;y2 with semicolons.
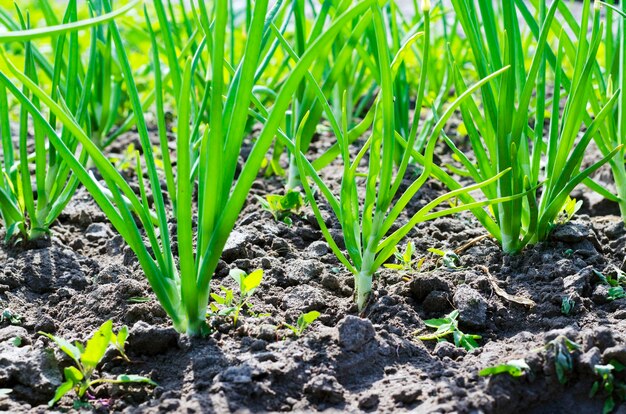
116;374;157;386
48;380;74;407
243;269;264;294
298;311;321;328
258;190;305;221
229;269;246;290
211;293;227;305
454;331;481;351
81;320;113;371
424;310;460;328
479;359;530;377
423;319;452;329
116;325;129;349
64;366;84;383
39;332;81;364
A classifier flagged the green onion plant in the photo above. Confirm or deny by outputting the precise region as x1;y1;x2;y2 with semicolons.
387;0;459;158
445;0;621;254
295;1;513;310
0;0;135;242
582;1;626;221
0;0;377;335
517;0;626;222
262;0;380;190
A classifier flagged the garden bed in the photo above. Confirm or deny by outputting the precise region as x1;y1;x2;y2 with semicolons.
1;0;626;412
1;130;625;413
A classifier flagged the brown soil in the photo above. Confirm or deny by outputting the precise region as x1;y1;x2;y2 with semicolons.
1;129;625;414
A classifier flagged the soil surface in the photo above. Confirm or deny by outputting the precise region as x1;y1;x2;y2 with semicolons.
1;127;626;414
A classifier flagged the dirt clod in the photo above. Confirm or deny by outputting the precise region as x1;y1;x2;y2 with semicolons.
128;321;179;356
453;285;488;329
551;222;590;243
304;374;345;404
602;345;626;365
0;342;61;405
337;316;376;352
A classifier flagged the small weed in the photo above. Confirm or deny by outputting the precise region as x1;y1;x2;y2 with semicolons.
283;311;321;337
416;310;481;351
555;197;583;225
255;190;305;225
384;242;424;272
209;268;264;325
427;247;461;269
0;309;21;325
594;268;626;301
479;359;530;378
590;360;626;414
545;335;580;385
40;320;155;407
561;295;575;315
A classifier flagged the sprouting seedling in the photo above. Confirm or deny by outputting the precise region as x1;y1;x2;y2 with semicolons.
427;247;461;269
255;190;305;226
39;320;155;407
556;197;583;225
416;310;481;351
0;309;21;325
593;268;626;301
209;269;264;326
283;311;321;337
545;335;580;385
590;361;626;414
564;249;574;257
561;295;575;315
479;359;531;378
109;325;130;362
384;241;424;272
